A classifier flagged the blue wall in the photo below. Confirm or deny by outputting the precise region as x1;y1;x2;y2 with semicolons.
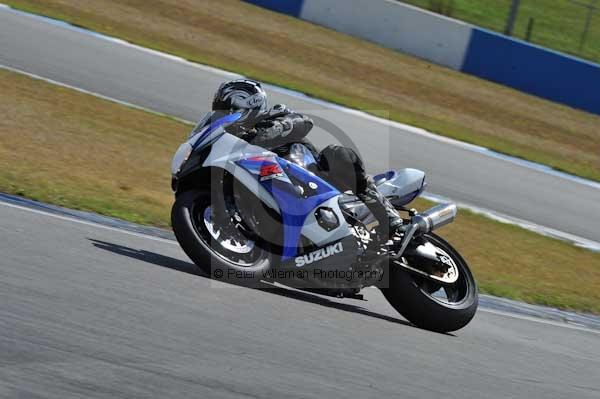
245;0;303;17
462;28;600;115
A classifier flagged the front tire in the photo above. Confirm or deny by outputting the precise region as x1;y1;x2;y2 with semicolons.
171;189;272;285
382;233;478;332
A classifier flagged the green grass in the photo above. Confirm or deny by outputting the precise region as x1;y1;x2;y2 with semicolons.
4;0;600;184
2;67;600;314
401;0;600;62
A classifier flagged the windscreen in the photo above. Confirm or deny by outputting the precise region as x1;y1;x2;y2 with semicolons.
189;111;218;138
188;111;242;139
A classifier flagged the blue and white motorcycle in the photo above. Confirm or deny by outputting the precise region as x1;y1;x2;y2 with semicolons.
170;113;478;332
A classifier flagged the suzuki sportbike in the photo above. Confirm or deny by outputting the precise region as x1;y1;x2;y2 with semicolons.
170;113;478;332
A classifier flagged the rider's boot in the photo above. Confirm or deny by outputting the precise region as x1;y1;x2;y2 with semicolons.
357;177;403;242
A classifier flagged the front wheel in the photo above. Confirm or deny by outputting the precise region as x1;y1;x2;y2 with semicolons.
381;233;478;332
171;189;273;285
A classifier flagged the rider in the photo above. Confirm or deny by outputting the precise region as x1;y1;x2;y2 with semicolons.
205;79;403;240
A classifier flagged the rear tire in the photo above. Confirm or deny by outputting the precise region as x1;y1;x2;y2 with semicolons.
171;189;272;285
381;233;478;332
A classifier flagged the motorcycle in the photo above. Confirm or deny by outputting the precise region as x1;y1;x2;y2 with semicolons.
170;112;478;332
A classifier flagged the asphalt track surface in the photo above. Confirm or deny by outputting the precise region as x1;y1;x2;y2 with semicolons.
1;201;600;399
1;7;600;245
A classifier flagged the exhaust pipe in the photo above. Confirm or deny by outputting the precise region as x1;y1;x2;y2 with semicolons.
393;203;457;261
412;203;457;234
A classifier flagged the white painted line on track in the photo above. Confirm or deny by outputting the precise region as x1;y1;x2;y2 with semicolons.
0;200;178;246
422;193;600;252
477;308;600;335
0;64;194;125
2;3;600;191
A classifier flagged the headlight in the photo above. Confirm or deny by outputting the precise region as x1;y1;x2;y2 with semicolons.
171;142;193;176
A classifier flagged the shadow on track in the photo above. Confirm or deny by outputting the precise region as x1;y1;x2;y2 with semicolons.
90;238;204;276
88;238;422;330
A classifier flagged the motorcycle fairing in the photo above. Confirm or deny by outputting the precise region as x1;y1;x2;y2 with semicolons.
237;156;343;260
374;168;427;206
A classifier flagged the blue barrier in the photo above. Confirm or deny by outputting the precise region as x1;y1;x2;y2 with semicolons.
462;28;600;115
244;0;304;17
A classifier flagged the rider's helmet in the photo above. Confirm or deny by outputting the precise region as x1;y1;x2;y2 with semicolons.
212;79;269;129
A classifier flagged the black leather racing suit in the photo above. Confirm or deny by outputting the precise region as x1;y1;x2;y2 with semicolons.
236;105;402;236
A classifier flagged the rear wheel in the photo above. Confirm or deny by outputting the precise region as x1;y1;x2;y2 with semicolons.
171;189;272;285
382;233;478;332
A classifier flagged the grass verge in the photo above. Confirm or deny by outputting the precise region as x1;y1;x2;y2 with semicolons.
4;0;600;182
1;68;599;314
